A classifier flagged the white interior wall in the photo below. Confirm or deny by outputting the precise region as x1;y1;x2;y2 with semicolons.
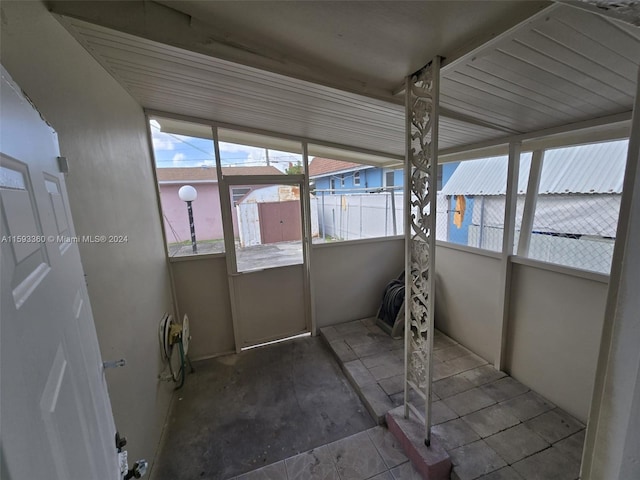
584;71;640;479
435;245;502;364
171;257;235;359
0;0;174;466
506;263;608;422
312;237;404;327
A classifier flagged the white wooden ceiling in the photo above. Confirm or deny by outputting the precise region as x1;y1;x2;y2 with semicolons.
52;1;639;161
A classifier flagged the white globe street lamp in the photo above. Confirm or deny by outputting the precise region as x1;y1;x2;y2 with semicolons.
178;185;198;254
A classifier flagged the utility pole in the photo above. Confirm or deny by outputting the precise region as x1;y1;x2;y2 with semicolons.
265;149;270;166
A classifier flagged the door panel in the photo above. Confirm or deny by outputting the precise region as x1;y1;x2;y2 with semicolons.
233;264;306;346
40;344;99;479
0;66;119;479
223;178;308;348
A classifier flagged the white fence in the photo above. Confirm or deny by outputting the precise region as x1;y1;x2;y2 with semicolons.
315;190;403;240
314;190;450;242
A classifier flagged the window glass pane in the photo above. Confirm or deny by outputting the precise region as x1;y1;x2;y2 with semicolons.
525;139;627;274
438;156;517;252
217;128;303;172
150;116;225;257
309;155;403;243
232;184;303;272
232;187;252;206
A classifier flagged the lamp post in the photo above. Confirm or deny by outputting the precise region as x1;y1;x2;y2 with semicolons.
178;185;198;254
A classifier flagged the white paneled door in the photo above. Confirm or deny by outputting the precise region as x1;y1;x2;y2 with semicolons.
0;66;120;479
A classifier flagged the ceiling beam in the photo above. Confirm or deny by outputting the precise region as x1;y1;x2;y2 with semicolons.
439;108;523;135
439;111;632;162
47;0;404;107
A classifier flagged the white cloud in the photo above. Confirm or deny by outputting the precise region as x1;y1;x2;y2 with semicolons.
153;136;176;151
244;152;258;164
218;142;265;165
150;121;178;151
172;153;186;165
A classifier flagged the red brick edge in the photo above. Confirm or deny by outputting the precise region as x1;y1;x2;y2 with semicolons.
386;406;451;480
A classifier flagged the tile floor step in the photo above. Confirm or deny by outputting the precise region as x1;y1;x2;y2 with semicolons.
386;406;452;480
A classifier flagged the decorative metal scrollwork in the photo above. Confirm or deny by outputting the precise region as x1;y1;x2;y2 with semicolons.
405;57;440;441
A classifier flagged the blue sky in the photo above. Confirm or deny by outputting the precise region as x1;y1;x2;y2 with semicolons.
150;120;302;172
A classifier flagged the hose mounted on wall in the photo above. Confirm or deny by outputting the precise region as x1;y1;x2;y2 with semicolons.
159;314;194;389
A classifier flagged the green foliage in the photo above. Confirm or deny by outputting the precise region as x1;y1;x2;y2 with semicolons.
285;163;303;175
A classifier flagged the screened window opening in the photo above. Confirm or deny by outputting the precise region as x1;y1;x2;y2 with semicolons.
437;139;627;274
231;184;305;272
308;154;403;243
150;116;225;258
216;129;305;271
437;157;512;252
523;139;627;274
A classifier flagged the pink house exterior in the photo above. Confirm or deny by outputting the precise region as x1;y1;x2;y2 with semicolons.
157;166;283;245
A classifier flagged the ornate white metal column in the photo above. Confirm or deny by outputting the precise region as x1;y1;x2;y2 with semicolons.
403;57;440;445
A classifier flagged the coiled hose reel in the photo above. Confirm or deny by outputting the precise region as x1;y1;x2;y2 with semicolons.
376;271;405;339
159;314;193;389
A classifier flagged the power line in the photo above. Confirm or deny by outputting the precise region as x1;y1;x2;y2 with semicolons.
150;122;214;158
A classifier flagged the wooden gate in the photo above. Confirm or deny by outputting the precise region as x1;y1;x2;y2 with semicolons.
258;200;302;244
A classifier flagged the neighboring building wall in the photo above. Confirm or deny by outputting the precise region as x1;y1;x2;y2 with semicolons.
159;183;224;243
441;162;458;186
447;195;475;245
314;167;391;192
158;182;279;246
1;0;174;467
383;168;403;188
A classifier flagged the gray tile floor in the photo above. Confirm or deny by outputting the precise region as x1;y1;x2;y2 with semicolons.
232;426;424;480
321;319;586;480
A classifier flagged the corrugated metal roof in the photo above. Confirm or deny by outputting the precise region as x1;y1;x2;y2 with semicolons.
440;139;628;196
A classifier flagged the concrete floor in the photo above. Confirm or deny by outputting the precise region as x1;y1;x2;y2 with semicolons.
151;335;375;480
321;320;586;480
167;240;303;272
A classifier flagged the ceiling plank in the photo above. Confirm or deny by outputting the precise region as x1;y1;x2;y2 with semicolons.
559;1;640;27
47;0;403;105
